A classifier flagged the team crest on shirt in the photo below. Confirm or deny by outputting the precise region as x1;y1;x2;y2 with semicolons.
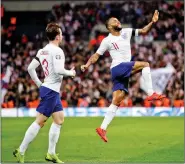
121;33;127;39
56;55;61;59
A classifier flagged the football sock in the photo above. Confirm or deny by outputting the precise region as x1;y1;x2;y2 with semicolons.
48;122;61;155
142;67;154;96
19;121;41;155
100;104;118;130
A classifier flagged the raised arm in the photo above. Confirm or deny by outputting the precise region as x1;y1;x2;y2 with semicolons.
138;10;159;35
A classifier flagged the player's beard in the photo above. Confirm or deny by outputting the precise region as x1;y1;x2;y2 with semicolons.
59;40;63;46
113;26;122;31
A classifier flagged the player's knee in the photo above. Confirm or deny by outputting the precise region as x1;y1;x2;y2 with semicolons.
112;97;123;106
112;91;124;106
35;119;47;128
144;62;149;67
54;118;64;125
113;100;122;106
38;122;45;128
40;123;45;128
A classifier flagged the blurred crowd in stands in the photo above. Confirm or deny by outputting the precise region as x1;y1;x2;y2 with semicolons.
1;1;184;108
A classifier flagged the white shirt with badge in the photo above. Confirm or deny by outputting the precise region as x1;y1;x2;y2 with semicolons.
96;28;139;68
27;43;74;93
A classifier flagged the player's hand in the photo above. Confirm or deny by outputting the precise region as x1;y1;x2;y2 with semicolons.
81;65;88;72
152;10;159;23
70;67;76;77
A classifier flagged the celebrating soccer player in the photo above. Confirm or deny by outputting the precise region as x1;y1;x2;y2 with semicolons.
13;23;76;163
81;10;165;142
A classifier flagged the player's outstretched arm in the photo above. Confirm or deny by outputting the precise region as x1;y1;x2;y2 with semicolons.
53;54;76;77
138;10;159;35
81;53;100;72
27;59;42;87
81;38;107;72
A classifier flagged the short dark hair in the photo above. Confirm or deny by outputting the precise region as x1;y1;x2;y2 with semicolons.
105;17;115;30
46;23;61;41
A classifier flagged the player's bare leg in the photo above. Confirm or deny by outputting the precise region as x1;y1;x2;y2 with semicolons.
131;61;149;75
45;111;64;163
96;90;125;142
131;61;165;101
13;112;48;163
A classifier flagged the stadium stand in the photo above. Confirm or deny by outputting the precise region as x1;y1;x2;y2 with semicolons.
1;1;184;108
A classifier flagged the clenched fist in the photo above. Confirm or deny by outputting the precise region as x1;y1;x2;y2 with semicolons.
70;67;76;77
81;65;88;72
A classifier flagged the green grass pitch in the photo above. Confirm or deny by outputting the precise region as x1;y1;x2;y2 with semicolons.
1;117;184;163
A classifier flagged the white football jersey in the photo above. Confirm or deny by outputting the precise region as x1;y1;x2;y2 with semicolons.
96;28;138;68
36;43;64;92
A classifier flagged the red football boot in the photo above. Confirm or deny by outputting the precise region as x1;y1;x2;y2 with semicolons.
146;92;166;101
96;127;108;142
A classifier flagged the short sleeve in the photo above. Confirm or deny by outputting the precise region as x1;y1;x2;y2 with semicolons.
36;49;41;57
53;48;65;64
35;49;42;63
135;29;139;36
123;28;133;40
123;28;139;40
96;38;109;55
